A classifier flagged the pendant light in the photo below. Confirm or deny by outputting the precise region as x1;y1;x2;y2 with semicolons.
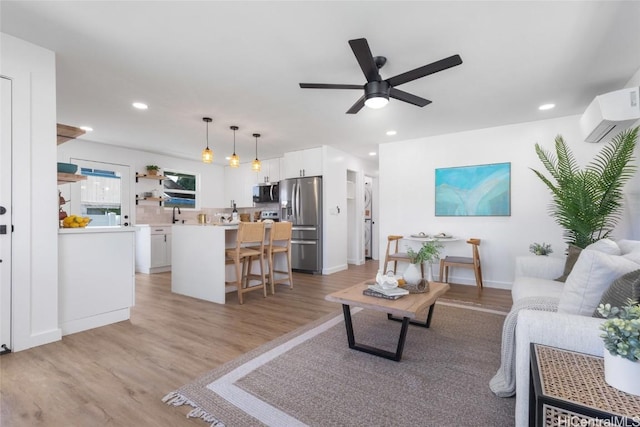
201;117;213;163
251;133;261;172
229;126;240;168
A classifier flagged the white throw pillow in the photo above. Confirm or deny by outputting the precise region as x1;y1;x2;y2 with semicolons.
618;239;640;255
557;249;640;316
624;251;640;264
585;238;621;255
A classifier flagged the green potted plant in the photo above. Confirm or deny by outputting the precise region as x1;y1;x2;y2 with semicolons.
529;242;553;256
146;165;160;176
597;299;640;396
404;241;443;285
531;127;638;249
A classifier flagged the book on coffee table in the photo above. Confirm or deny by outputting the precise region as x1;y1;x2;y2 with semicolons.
365;283;409;298
362;288;405;300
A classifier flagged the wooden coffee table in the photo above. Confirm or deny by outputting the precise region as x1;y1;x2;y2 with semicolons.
325;280;449;361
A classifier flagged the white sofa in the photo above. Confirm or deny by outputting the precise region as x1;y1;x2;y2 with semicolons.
507;239;640;426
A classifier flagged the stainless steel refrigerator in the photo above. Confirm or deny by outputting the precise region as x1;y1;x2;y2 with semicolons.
279;176;322;273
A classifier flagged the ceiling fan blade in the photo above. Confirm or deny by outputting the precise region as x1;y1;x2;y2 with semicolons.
348;38;381;83
389;88;431;107
299;83;363;90
387;54;463;87
346;95;366;114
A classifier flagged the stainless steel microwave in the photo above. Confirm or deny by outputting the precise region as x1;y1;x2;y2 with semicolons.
253;183;279;203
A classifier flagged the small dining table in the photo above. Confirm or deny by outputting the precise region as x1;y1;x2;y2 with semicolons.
400;234;461;281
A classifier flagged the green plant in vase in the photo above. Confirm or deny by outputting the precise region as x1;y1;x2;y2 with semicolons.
404;241;443;285
596;298;640;396
146;165;160;175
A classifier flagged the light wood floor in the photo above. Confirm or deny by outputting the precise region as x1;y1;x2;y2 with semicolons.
0;260;511;426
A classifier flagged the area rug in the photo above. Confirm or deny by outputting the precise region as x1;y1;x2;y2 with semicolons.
164;302;514;427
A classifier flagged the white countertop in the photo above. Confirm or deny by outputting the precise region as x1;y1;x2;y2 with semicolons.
59;226;135;234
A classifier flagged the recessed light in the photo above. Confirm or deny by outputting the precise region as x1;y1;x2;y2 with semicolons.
538;103;555;111
369;152;377;156
132;102;148;110
80;126;93;132
225;156;231;161
386;130;397;136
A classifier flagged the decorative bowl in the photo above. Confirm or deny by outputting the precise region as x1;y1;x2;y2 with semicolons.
57;162;78;174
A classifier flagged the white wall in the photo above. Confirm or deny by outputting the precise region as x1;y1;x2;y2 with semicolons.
57;139;226;224
1;33;61;351
379;114;640;289
322;145;377;274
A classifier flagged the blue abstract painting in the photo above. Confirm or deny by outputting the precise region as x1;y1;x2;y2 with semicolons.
435;162;511;216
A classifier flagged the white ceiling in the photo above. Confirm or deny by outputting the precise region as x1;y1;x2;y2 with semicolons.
2;1;640;165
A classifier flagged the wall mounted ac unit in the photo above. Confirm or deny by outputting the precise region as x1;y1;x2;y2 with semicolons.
580;86;640;143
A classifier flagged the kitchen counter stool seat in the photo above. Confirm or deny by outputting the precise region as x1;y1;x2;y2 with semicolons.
225;222;267;304
263;221;293;293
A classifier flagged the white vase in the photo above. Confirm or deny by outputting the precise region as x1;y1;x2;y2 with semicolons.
604;350;640;396
404;263;422;285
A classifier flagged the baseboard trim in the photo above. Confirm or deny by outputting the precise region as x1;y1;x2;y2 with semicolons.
61;308;130;336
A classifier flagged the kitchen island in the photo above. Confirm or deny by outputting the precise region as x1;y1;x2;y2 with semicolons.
171;223;274;304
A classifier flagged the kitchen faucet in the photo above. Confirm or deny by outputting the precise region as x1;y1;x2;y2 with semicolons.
172;206;181;224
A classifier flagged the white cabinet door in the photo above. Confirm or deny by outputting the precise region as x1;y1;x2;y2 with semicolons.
257;158;282;183
224;165;241;208
301;147;322;176
150;234;169;268
225;163;258;208
239;162;256;207
284;151;301;178
284;148;322;178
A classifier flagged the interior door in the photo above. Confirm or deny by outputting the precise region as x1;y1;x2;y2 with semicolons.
1;76;13;353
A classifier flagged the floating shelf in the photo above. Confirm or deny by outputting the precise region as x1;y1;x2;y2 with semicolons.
57;173;87;184
136;195;167;206
136;173;166;184
57;123;86;145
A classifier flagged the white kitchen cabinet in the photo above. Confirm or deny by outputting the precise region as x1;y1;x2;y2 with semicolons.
256;157;282;184
135;225;172;273
284;147;323;178
59;228;135;335
224;162;257;208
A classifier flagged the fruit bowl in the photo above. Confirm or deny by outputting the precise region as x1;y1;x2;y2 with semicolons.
61;215;91;228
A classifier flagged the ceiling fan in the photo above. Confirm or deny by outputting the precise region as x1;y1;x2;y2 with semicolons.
299;38;462;114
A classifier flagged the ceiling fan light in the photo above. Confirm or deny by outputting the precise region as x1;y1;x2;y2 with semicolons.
229;153;240;168
364;95;389;109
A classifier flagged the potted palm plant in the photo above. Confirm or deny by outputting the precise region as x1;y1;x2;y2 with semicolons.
404;241;443;285
597;299;640;396
531;127;638;249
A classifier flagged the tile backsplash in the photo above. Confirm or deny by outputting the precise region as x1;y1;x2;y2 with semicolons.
135;203;279;225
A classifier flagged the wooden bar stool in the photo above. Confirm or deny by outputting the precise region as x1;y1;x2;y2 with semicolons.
439;238;483;291
225;222;267;304
384;235;424;277
262;221;293;294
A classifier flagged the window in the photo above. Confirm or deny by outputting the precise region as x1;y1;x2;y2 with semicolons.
70;159;131;227
163;170;198;209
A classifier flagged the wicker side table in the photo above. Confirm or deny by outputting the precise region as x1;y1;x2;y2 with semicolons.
529;343;640;427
